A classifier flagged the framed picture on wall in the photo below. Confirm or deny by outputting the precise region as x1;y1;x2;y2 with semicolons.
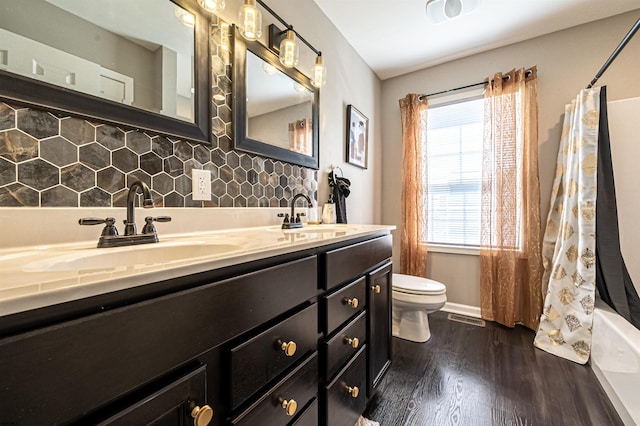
346;105;368;169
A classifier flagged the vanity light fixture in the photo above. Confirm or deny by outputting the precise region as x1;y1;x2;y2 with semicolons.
199;0;224;13
239;0;262;41
175;7;195;27
311;53;326;88
259;0;328;87
279;28;299;68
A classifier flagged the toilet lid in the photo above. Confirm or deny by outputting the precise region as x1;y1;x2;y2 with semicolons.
392;274;446;296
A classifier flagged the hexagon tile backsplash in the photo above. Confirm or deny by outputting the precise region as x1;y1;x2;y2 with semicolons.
0;102;318;208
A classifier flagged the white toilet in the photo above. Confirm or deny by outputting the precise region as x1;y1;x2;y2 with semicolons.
392;273;447;343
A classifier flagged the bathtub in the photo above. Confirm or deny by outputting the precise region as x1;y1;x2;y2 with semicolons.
591;299;640;426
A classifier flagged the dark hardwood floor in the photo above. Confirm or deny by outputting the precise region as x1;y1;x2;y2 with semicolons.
364;311;623;426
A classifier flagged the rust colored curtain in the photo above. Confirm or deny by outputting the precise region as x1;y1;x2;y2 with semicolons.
288;118;312;154
480;67;544;330
399;94;428;277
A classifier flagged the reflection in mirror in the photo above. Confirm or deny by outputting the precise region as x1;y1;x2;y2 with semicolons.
246;51;313;156
233;26;319;169
0;0;210;142
0;0;195;122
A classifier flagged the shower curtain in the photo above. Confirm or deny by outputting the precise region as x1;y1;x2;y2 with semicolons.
535;86;640;363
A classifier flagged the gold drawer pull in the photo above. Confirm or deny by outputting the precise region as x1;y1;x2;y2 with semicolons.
191;405;213;426
344;337;359;348
346;386;359;398
345;297;359;308
371;284;381;294
281;399;298;416
279;340;297;357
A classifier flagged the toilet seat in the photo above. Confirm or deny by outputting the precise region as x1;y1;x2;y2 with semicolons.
393;274;446;296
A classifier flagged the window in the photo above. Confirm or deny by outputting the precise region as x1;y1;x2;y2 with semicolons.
423;95;484;248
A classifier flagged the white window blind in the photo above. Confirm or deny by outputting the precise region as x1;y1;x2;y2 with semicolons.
423;96;484;247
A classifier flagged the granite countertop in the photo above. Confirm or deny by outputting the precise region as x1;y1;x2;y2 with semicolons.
0;224;394;318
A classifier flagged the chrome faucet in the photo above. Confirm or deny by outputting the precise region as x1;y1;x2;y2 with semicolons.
79;180;171;248
279;193;312;229
124;180;155;236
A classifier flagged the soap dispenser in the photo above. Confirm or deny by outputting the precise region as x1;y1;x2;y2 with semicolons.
322;194;337;224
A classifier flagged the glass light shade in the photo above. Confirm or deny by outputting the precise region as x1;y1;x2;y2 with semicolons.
311;55;326;88
239;0;262;41
199;0;224;13
279;30;299;68
262;62;277;75
220;22;230;51
175;7;195;27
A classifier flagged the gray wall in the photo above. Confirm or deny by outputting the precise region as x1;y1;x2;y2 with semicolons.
381;10;640;308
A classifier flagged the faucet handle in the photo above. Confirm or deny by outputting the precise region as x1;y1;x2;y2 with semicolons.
277;213;290;224
295;212;306;223
79;217;119;237
142;216;172;234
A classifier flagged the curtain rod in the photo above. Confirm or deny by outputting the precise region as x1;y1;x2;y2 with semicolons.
418;69;533;101
587;17;640;89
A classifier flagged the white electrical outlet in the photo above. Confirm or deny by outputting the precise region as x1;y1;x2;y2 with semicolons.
192;169;211;201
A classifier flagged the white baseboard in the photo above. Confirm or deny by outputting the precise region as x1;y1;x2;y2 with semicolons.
441;302;481;318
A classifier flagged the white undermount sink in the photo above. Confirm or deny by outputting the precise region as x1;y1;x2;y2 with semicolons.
22;240;248;272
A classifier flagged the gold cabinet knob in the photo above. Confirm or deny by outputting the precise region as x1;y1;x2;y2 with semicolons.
344;337;359;348
347;386;359;398
191;405;213;426
371;284;381;294
345;297;359;308
281;399;298;416
279;340;297;357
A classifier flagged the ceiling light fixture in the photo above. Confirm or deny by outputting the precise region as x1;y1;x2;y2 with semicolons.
239;0;262;41
425;0;480;23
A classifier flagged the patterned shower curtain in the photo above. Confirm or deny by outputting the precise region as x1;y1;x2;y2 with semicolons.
534;88;600;364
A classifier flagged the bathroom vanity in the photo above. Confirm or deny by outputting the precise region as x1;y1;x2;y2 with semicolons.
0;225;392;426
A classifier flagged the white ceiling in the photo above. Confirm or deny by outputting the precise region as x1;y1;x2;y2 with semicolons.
312;0;640;80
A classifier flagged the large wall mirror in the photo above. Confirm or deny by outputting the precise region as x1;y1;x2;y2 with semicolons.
233;26;319;169
0;0;210;142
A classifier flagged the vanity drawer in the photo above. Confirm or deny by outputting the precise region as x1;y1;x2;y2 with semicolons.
231;304;318;409
323;235;392;291
322;276;366;335
0;255;317;425
323;311;367;381
291;398;318;426
231;353;318;426
324;346;367;426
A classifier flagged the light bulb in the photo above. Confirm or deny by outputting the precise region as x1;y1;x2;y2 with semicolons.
239;0;262;41
279;30;298;68
199;0;224;13
311;55;326;88
294;82;306;92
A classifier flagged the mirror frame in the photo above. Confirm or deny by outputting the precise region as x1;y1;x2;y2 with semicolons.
0;0;210;143
232;26;319;170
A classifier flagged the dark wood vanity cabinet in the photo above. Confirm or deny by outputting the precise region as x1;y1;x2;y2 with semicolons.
0;232;392;426
319;235;393;426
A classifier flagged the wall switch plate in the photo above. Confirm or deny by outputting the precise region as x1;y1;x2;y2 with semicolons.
192;169;211;201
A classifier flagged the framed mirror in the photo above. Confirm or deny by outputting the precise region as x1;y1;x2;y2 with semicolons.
0;0;210;143
233;26;319;169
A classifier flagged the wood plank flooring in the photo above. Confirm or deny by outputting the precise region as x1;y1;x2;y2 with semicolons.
364;311;623;426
